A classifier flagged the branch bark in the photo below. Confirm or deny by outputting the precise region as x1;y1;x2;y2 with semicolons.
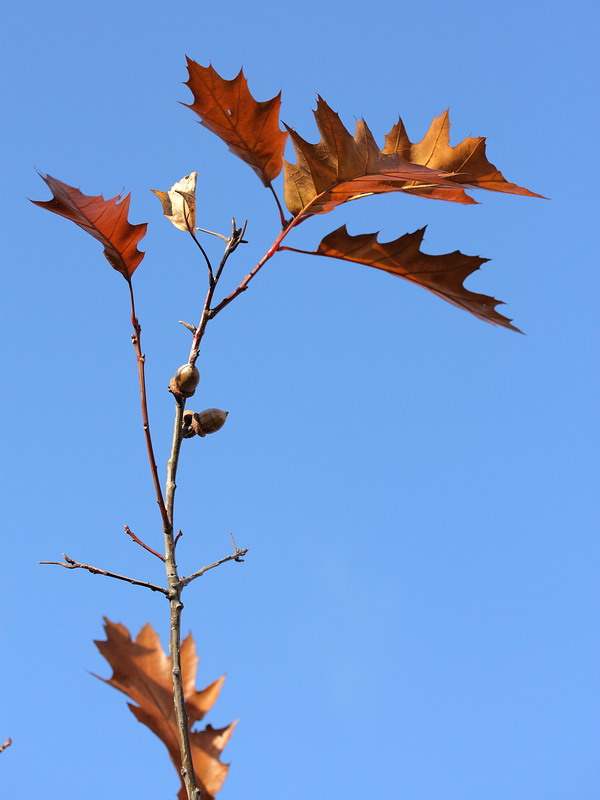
124;525;165;561
162;398;201;800
181;544;248;587
39;554;168;594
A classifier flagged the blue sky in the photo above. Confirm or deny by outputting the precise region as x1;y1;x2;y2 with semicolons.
2;1;599;798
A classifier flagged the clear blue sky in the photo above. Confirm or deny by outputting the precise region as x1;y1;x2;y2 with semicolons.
2;2;599;798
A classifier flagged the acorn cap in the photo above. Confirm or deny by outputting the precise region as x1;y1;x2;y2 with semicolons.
169;363;200;398
181;410;196;438
191;408;228;437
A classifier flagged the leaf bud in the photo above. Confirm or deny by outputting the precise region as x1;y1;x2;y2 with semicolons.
169;363;200;398
191;408;228;437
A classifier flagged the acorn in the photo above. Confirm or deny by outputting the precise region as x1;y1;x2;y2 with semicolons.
181;410;196;438
191;408;229;437
169;363;200;398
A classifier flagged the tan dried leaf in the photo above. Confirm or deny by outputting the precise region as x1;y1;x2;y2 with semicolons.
283;97;460;217
283;100;542;216
383;111;544;203
94;619;235;799
152;172;198;232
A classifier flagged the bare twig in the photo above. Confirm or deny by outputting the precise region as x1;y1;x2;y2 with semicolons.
187;221;248;366
208;213;305;320
181;544;248;587
123;525;165;561
0;738;12;754
213;219;247;286
39;554;168;595
127;279;170;531
190;230;213;283
196;227;228;242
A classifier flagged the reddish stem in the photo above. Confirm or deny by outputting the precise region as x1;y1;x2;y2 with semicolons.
208;214;305;320
127;279;170;530
123;525;165;561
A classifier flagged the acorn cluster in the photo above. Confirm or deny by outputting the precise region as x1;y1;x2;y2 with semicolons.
169;363;228;439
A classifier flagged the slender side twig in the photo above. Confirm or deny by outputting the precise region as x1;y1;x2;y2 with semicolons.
0;738;12;754
268;183;287;228
179;201;213;283
190;231;213;283
277;245;313;256
196;227;228;242
214;219;247;285
181;547;248;587
187;221;248;365
127;279;170;532
207;190;337;320
39;554;168;595
202;214;303;334
123;525;165;561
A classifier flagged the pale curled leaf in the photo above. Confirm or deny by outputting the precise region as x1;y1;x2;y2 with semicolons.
311;225;520;331
94;619;233;799
152;172;198;232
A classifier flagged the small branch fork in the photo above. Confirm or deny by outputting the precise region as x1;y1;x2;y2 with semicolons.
187;218;248;366
39;540;246;595
185;210;309;369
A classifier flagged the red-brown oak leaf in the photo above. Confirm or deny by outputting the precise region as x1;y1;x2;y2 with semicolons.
184;58;287;186
309;225;520;331
31;174;147;279
94;619;235;799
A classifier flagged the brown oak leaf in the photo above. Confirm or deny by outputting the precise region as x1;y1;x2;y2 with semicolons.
382;110;543;203
283;97;460;217
184;58;287;186
31;174;147;279
94;619;235;800
309;225;520;331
